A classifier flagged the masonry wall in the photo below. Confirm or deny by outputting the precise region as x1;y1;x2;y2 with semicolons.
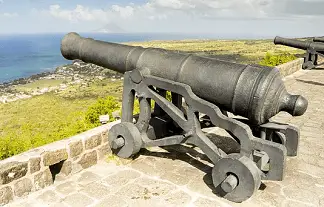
276;58;304;77
0;120;120;206
0;58;305;206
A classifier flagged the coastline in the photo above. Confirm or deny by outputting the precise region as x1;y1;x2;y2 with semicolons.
0;60;123;103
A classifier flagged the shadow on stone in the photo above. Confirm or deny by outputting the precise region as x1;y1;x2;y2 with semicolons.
137;132;242;192
296;79;324;86
203;173;227;198
49;160;65;182
202;173;267;202
140;132;240;168
259;183;267;190
139;146;212;174
136;131;269;200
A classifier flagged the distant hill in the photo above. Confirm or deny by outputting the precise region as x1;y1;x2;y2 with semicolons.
92;23;126;33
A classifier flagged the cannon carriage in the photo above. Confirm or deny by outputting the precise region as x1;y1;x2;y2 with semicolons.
61;33;308;202
274;36;324;70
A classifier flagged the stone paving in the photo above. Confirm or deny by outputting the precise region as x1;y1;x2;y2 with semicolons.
5;68;324;207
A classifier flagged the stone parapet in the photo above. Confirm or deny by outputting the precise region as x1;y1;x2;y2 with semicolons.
0;120;120;206
276;58;304;77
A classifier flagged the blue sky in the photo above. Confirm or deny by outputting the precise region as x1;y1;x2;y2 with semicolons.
0;0;323;38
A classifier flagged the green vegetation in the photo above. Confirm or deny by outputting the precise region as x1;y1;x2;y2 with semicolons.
259;52;297;67
0;94;93;159
85;96;120;125
0;38;306;160
127;39;304;64
0;79;124;160
13;79;65;93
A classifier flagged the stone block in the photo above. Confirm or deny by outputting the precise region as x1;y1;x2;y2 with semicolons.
36;190;61;204
29;157;41;174
0;162;28;185
161;190;191;206
0;186;13;206
14;178;33;197
34;168;53;190
94;195;126;207
55;181;78;195
70;162;83;174
69;141;84;158
63;193;94;207
43;149;68;166
85;135;102;150
96;143;111;159
101;131;108;143
81;182;112;199
77;171;102;186
78;151;97;169
60;161;72;176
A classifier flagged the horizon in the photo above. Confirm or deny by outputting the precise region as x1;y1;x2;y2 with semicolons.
0;31;315;41
0;0;323;37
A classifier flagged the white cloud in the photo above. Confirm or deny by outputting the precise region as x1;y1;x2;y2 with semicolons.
42;0;273;23
0;0;3;4
48;5;97;22
40;0;324;25
111;5;134;18
149;0;196;10
2;12;18;18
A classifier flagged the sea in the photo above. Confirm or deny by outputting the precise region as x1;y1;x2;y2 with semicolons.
0;32;270;83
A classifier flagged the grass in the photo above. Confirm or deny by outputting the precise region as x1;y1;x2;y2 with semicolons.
0;38;307;160
13;79;65;93
0;79;124;160
126;39;305;64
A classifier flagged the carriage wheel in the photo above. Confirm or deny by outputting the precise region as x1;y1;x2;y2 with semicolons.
108;122;142;158
212;153;261;203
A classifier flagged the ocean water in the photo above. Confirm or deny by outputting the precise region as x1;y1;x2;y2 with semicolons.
0;32;206;83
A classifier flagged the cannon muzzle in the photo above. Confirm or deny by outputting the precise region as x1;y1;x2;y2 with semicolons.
61;32;141;74
274;36;324;52
61;32;308;125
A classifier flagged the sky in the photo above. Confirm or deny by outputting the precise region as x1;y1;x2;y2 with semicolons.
0;0;323;38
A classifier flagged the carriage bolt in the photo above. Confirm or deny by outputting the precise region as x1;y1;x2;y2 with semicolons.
111;137;125;149
221;174;238;193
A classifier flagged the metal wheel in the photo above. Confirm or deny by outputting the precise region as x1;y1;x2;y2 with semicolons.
271;131;286;145
302;61;315;70
108;122;143;158
212;153;261;203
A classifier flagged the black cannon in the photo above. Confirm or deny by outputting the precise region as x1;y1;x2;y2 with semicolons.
274;36;324;70
61;32;308;203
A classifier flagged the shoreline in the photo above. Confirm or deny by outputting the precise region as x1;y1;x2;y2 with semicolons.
0;60;123;103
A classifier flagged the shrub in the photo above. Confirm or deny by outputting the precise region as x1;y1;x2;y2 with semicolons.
130;91;172;116
259;52;297;67
85;96;120;125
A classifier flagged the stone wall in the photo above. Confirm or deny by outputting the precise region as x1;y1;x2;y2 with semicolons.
0;120;120;206
276;58;304;77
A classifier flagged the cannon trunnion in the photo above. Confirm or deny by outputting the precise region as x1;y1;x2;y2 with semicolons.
61;33;308;203
274;36;324;70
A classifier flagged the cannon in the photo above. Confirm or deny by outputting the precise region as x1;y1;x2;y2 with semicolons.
61;32;308;203
313;36;324;43
274;36;324;70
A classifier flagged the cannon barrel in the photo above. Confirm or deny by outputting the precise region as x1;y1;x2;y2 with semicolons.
61;32;308;125
274;36;324;52
313;36;324;43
